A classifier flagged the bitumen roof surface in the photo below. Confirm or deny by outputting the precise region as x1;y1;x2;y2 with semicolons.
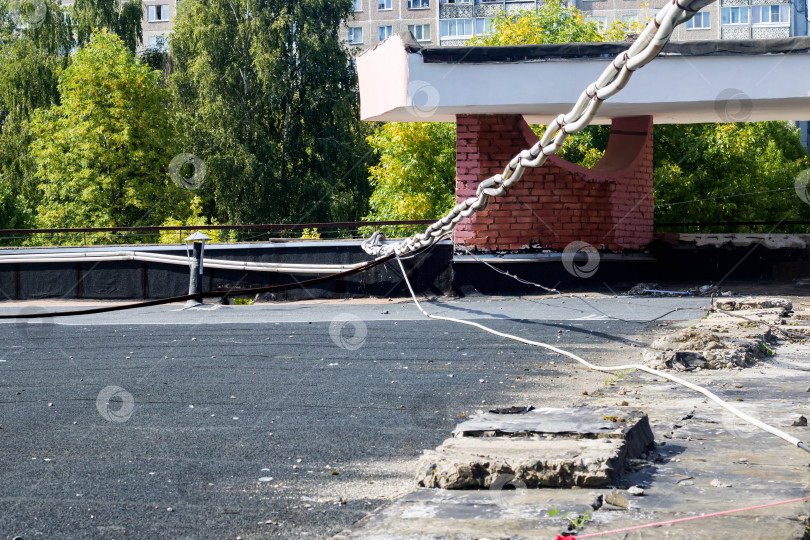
0;297;708;539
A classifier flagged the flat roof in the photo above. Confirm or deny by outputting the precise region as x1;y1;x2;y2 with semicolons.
406;36;810;63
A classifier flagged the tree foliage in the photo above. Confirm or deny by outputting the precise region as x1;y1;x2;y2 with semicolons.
72;0;143;52
365;122;456;233
0;0;146;232
468;0;644;46
29;30;183;235
0;176;30;231
170;0;373;228
468;0;602;46
0;0;72;217
654;122;810;228
158;196;225;244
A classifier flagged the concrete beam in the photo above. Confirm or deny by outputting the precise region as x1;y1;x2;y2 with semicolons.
357;34;810;124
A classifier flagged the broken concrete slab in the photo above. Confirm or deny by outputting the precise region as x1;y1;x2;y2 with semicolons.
337;341;810;540
417;408;654;489
417;437;627;489
715;297;792;313
452;407;654;458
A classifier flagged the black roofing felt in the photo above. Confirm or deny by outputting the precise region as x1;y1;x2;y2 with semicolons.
398;32;810;63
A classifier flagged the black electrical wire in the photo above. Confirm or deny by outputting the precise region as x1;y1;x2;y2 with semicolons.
0;252;396;320
455;242;708;324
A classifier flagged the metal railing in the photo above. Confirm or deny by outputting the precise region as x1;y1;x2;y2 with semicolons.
2;218;807;248
655;220;810;233
0;220;437;247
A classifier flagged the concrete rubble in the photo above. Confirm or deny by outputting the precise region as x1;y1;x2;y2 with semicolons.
644;296;806;370
417;408;654;489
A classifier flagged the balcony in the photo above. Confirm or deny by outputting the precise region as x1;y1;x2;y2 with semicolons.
439;0;536;19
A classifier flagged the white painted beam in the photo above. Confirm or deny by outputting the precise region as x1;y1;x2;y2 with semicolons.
357;34;810;124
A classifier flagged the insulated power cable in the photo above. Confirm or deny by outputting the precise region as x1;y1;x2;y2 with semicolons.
0;252;396;320
394;254;810;455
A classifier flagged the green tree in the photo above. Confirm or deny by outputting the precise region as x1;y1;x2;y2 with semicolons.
467;0;644;46
0;0;73;220
467;0;602;46
29;29;184;236
71;0;143;53
364;122;456;234
170;0;373;229
158;196;225;244
654;122;810;229
0;177;30;232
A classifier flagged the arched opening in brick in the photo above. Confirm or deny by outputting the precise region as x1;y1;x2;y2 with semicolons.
455;114;654;252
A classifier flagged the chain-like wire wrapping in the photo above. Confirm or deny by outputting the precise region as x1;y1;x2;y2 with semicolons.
362;0;714;257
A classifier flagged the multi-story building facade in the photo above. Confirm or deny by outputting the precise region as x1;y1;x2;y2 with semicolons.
576;0;806;41
56;0;810;53
345;0;808;49
141;0;176;51
436;0;540;46
342;0;438;49
56;0;176;52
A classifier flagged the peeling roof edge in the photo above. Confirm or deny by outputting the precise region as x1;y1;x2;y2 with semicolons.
355;31;421;59
395;34;810;64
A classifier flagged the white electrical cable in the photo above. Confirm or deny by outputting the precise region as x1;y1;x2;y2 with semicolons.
395;255;810;454
0;251;367;274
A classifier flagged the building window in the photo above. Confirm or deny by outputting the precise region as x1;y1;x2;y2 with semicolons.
440;18;473;38
752;4;789;24
440;0;471;4
147;5;170;22
407;23;430;40
686;11;710;29
377;0;391;10
348;27;363;44
353;0;362;11
378;25;392;41
621;14;638;24
474;17;494;35
407;0;429;7
147;35;167;50
721;6;749;25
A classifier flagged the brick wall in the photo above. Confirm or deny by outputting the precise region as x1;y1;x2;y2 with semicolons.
455;114;654;252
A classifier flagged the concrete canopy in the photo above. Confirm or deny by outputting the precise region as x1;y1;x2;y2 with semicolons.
356;33;810;125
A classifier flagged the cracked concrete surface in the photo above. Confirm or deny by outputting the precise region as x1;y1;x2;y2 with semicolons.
644;297;800;370
336;297;810;539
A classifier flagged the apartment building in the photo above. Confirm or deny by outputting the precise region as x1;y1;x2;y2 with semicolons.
54;0;810;53
436;0;541;46
345;0;808;49
343;0;438;48
53;0;174;51
141;0;175;51
577;0;807;41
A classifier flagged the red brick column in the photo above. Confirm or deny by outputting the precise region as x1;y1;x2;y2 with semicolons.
454;114;654;252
